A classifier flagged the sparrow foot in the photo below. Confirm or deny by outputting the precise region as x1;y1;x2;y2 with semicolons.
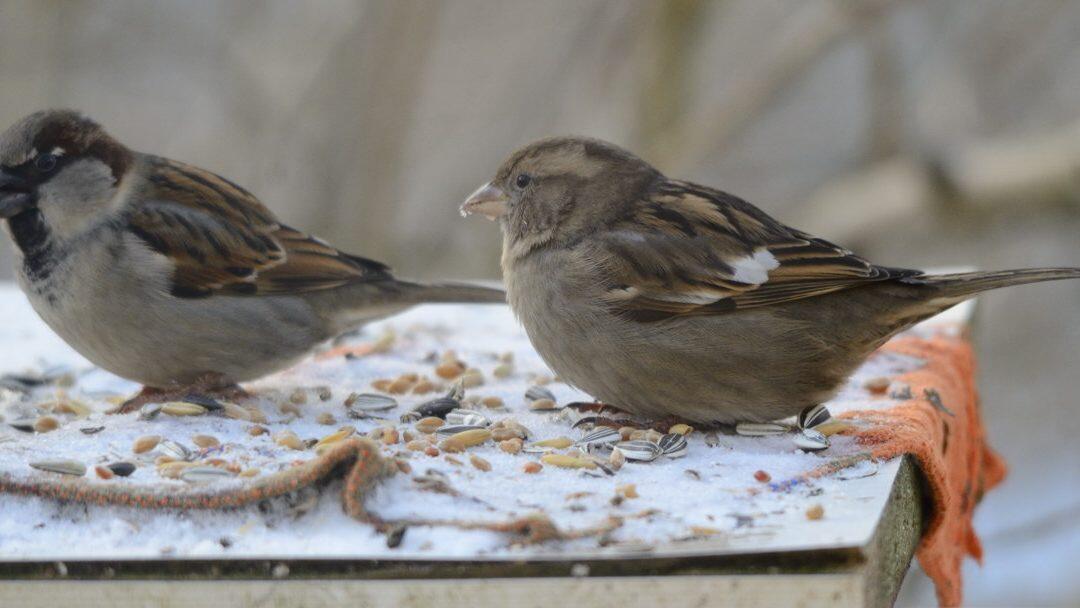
567;402;638;430
565;401;634;417
571;415;635;430
111;374;251;414
571;411;703;433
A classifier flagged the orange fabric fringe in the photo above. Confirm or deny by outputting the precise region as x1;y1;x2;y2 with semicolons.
841;335;1007;607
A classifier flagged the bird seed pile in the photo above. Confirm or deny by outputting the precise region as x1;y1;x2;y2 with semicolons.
0;294;934;560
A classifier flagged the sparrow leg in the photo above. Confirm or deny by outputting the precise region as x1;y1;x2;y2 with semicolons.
112;373;250;414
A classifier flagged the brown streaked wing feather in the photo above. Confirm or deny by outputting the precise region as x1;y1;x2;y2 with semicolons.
598;181;920;321
129;157;389;298
252;227;391;295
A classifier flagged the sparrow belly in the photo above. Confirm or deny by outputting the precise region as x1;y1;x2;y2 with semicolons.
18;235;326;388
510;256;875;424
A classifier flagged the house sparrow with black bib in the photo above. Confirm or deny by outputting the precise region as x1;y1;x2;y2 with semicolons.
461;136;1079;425
0;110;504;412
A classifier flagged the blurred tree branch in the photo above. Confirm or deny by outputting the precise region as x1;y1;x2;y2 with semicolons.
863;7;904;162
637;0;709;149
654;0;904;173
792;120;1080;239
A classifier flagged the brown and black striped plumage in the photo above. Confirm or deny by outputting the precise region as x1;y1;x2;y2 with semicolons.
130;156;391;298
0;110;503;399
464;136;1079;423
595;179;920;322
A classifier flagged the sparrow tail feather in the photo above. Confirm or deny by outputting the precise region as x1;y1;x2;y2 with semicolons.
390;280;506;305
914;267;1080;297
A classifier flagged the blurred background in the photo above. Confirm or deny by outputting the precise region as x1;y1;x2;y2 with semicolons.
0;1;1077;604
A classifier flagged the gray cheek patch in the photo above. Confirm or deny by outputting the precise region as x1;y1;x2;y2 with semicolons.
35;159;120;240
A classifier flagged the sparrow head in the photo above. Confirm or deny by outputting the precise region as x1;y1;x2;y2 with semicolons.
0;110;133;238
461;136;661;258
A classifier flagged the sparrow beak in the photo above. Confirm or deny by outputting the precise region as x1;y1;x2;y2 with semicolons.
0;170;34;219
460;182;508;221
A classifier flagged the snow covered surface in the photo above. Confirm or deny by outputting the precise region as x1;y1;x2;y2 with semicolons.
0;284;963;562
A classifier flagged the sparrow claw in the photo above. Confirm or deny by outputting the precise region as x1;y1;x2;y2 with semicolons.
109;374;251;415
572;415;632;430
565;401;632;418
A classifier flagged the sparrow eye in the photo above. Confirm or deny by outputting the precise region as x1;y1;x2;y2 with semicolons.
34;153;58;173
514;174;532;189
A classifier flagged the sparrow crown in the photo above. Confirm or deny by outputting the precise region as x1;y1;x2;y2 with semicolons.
0;110;132;184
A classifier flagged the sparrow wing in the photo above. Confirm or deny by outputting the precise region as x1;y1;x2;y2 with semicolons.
127;157;390;298
595;179;919;322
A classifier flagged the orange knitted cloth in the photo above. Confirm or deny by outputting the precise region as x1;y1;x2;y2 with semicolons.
842;335;1007;607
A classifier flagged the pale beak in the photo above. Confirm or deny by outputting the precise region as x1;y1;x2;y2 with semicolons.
459;182;509;221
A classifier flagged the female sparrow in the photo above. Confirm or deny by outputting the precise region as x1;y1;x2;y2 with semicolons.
461;136;1079;425
0;110;503;412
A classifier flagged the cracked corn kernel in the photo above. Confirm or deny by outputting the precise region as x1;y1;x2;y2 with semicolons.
53;399;91;417
460;369;484;388
412;379;436;395
316;427;355;449
387;377;415;394
608;448;625;471
414;417;444;434
470;455;492;472
434;362;465;380
274;431;304;450
245;407;268;424
864;377;890;394
498;438;523;454
133;435;161;454
33;416;59;433
192;435;220;448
